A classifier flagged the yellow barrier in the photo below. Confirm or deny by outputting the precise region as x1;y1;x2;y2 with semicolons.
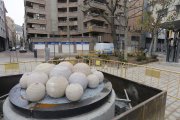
0;60;43;76
145;68;160;79
4;63;19;71
89;58;180;100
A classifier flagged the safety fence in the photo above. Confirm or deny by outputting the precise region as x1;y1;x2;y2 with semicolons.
0;61;42;76
89;58;180;100
0;58;180;100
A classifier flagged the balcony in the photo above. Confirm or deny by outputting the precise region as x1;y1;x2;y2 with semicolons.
69;2;78;7
25;0;45;4
68;12;78;17
58;21;78;26
83;16;106;23
59;30;79;35
69;30;79;35
27;18;47;24
84;1;106;10
84;26;110;33
59;30;67;35
27;28;47;34
26;7;46;14
57;3;67;8
58;13;68;17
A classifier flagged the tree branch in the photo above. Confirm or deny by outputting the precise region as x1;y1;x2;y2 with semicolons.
128;9;143;19
128;5;143;12
128;14;142;19
128;0;140;9
105;0;113;13
112;0;120;13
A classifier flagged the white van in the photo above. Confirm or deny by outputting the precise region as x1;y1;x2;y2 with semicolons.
94;43;114;54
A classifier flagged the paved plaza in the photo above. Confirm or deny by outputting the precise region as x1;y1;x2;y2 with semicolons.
0;51;180;120
93;62;180;120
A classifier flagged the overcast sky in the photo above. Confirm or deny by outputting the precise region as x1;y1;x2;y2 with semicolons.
4;0;24;26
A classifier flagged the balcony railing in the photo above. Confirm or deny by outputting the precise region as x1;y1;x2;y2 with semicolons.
26;7;46;14
59;29;80;35
84;26;110;33
69;2;78;7
25;0;45;4
58;21;78;26
27;18;47;24
83;16;106;22
27;28;47;34
84;0;106;10
57;3;68;8
68;12;78;17
58;13;68;17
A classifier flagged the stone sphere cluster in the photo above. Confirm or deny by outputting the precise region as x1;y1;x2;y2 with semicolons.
19;62;104;102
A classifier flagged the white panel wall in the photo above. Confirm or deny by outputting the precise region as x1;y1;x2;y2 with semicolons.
62;45;74;53
77;44;89;50
48;45;59;53
34;44;45;49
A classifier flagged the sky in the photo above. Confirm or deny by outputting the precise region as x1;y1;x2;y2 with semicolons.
4;0;24;26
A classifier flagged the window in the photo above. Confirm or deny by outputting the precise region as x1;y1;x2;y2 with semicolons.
69;7;78;12
58;0;67;3
58;8;67;13
39;4;45;10
176;5;180;14
69;0;77;2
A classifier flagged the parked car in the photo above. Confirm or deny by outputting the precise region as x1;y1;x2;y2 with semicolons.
10;47;16;51
94;43;114;54
19;48;27;53
16;45;21;50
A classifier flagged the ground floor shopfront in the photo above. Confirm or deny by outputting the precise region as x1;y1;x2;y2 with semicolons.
0;37;8;52
33;42;90;54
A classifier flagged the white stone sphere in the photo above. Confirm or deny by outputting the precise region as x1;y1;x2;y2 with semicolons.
46;76;69;98
73;63;91;76
68;72;88;90
26;83;45;102
93;71;104;83
34;63;55;75
27;72;48;87
87;74;99;88
19;72;31;89
65;84;83;101
58;61;73;71
91;68;97;73
50;66;72;79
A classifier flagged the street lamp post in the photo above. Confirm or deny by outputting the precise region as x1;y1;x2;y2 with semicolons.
53;33;55;58
81;29;84;55
67;16;70;59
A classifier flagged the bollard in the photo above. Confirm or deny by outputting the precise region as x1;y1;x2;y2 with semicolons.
34;49;37;58
45;47;50;62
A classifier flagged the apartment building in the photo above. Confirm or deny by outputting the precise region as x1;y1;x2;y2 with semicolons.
6;16;16;48
144;0;180;52
24;0;144;53
127;0;144;52
0;0;7;51
153;0;180;61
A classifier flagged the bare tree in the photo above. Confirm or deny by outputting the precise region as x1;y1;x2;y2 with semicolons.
139;0;173;56
82;0;144;60
82;0;121;56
